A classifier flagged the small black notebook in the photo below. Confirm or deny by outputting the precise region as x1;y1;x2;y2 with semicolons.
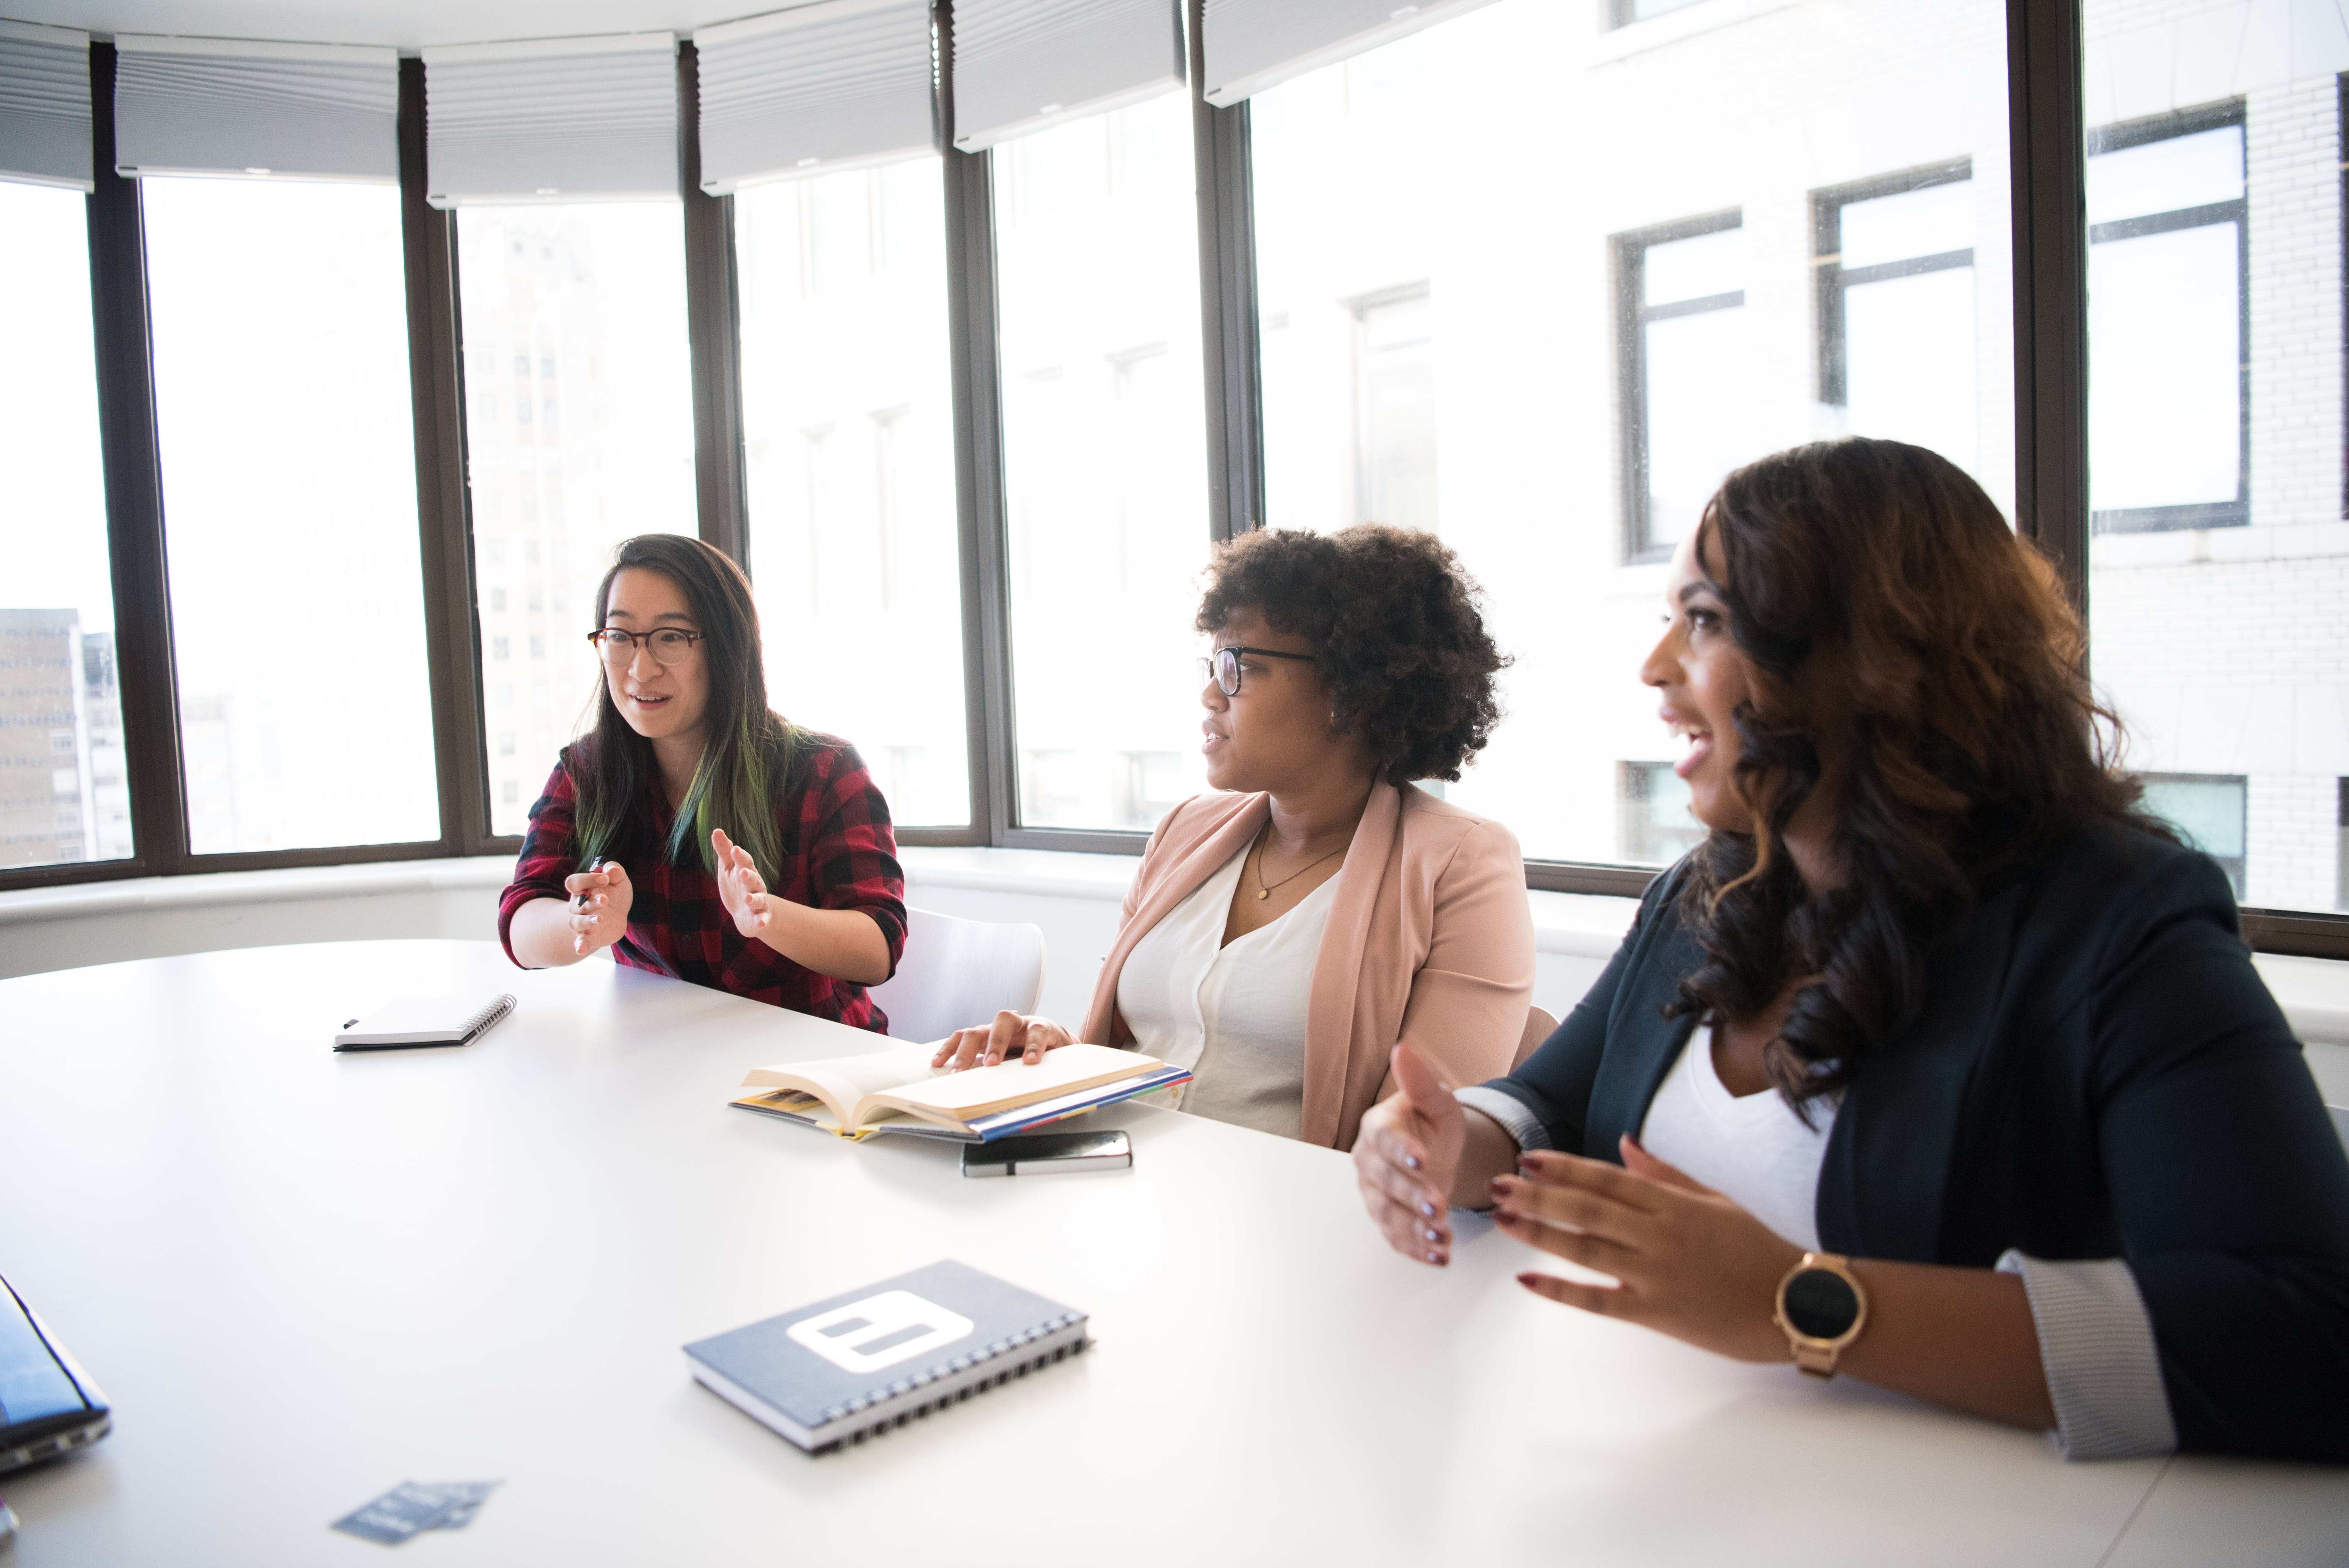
684;1260;1087;1454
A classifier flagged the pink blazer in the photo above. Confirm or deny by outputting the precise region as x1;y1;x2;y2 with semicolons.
1078;782;1535;1151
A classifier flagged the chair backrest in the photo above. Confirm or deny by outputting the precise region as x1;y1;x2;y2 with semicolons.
1511;1006;1560;1071
864;907;1047;1046
2332;1104;2349;1156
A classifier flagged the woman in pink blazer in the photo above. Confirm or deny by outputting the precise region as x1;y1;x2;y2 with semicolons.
936;524;1534;1152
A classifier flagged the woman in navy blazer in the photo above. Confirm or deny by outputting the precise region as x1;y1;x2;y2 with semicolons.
1353;438;2349;1462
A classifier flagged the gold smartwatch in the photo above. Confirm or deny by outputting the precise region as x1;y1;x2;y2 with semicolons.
1773;1252;1869;1377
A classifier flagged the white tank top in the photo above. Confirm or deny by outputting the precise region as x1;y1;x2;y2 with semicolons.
1114;845;1337;1140
1636;1023;1839;1252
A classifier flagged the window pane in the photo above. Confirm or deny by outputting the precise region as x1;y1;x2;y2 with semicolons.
143;177;438;853
995;91;1211;831
1251;0;2012;866
456;203;697;836
0;182;130;870
736;160;971;827
2082;9;2339;916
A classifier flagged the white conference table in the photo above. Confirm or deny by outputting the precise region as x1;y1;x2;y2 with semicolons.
0;940;2342;1566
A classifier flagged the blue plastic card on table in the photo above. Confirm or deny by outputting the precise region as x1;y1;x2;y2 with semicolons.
331;1482;462;1544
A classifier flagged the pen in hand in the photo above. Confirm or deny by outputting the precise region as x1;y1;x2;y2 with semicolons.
574;856;608;955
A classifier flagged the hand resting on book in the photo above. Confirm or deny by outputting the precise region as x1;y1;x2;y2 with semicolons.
931;1011;1076;1071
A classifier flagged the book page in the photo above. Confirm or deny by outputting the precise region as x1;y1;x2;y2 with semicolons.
740;1042;944;1125
870;1044;1160;1124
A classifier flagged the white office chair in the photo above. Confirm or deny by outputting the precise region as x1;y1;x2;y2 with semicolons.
865;907;1047;1046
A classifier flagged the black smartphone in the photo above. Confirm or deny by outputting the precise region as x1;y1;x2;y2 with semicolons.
961;1130;1133;1177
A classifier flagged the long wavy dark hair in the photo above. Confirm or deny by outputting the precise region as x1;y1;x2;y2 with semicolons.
569;535;795;881
1672;438;2171;1108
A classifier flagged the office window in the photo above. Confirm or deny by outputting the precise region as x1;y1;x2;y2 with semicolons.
455;202;697;837
2338;780;2347;913
143;178;439;853
2138;774;2247;900
1620;215;1749;561
2085;107;2246;532
1353;286;1436;531
1816;162;1980;474
2081;20;2345;919
995;91;1211;832
0;183;130;870
736;159;970;829
1618;761;1706;866
1250;0;2012;866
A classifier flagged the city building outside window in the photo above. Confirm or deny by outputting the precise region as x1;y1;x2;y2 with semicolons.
1617;761;1706;867
454;202;697;837
144;176;440;853
1618;212;1749;564
2138;773;2249;900
737;160;971;827
1249;0;2011;868
2085;103;2247;533
1813;161;1980;476
0;181;128;870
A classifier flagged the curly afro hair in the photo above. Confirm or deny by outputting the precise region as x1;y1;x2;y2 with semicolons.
1196;524;1507;788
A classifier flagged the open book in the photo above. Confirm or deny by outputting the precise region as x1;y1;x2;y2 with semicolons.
731;1041;1189;1143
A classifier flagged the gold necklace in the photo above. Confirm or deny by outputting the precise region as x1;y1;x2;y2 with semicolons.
1253;822;1347;900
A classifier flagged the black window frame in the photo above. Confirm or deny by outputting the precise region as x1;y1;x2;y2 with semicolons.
7;3;2346;960
1614;208;1744;565
2083;98;2250;535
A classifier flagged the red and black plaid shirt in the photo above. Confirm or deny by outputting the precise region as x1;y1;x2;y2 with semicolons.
498;730;907;1031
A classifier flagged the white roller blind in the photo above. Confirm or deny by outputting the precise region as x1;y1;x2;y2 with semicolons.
694;0;934;193
424;33;677;207
0;20;91;191
114;35;397;182
1201;0;1496;106
952;0;1183;152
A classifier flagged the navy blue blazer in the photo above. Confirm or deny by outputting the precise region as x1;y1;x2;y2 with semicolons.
1488;823;2349;1461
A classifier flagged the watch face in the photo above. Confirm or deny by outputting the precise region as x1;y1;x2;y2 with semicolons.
1783;1268;1861;1340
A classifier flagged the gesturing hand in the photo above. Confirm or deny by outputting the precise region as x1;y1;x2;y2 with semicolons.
1491;1135;1803;1363
711;828;775;941
562;859;633;957
930;1011;1074;1070
1353;1044;1468;1267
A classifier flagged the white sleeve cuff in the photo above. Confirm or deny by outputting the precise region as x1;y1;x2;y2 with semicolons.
1997;1251;2178;1461
1454;1085;1549;1153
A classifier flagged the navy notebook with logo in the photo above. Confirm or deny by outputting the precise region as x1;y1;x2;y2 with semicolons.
683;1259;1087;1453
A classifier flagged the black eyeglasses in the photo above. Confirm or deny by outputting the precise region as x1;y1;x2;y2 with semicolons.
588;627;704;666
1198;645;1316;696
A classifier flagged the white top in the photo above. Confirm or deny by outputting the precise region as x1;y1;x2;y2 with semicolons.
1115;844;1338;1139
1634;1023;1837;1252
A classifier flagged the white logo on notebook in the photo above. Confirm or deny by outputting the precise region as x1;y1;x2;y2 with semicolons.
787;1291;976;1374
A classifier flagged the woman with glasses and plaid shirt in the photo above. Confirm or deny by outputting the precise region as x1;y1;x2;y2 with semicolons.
932;524;1536;1152
500;535;907;1030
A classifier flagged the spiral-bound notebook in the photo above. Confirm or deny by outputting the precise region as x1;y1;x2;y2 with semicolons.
334;994;516;1051
684;1260;1088;1454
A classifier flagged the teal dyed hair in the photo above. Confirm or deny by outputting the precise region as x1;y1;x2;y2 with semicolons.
570;535;795;882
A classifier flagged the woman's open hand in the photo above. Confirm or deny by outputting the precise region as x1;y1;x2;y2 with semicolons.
931;1012;1074;1070
711;828;774;940
1492;1135;1802;1363
1353;1045;1469;1267
562;859;633;957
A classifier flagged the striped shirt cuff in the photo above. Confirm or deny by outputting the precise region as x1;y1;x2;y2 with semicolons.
1997;1251;2178;1461
1454;1085;1550;1154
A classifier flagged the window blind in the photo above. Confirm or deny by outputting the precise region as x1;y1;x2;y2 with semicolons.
694;0;935;194
1200;0;1496;106
423;33;678;207
0;20;91;191
113;35;397;182
951;0;1183;152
